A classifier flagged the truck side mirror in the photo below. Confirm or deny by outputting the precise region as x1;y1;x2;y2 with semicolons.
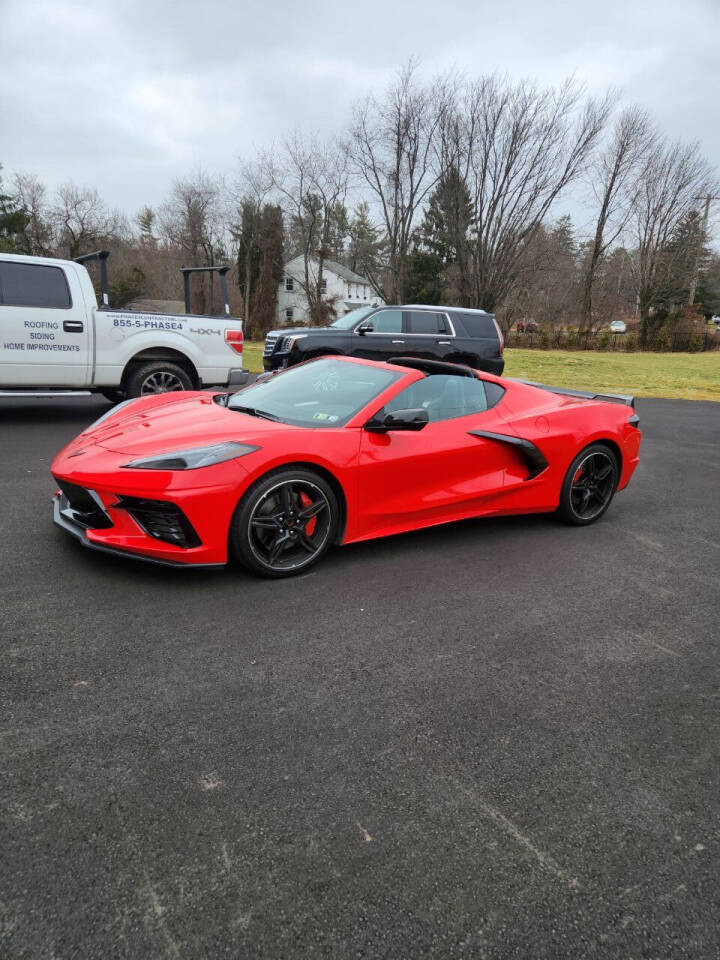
356;322;373;335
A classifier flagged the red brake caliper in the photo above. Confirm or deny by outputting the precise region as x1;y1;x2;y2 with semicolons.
573;467;584;484
299;491;317;536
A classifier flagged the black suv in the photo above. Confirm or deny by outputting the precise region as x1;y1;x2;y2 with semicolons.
262;305;504;375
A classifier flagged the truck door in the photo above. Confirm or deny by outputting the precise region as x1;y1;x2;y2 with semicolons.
0;259;90;387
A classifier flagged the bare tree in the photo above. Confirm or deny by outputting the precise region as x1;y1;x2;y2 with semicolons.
580;105;655;329
444;75;613;314
630;139;716;343
269;133;349;323
13;172;53;255
158;169;225;312
51;182;127;259
348;62;449;303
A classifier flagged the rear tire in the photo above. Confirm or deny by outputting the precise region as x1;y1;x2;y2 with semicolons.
556;444;619;525
125;361;193;399
230;468;338;578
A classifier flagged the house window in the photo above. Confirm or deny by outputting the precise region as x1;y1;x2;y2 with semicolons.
285;277;294;291
285;307;294;322
320;278;327;294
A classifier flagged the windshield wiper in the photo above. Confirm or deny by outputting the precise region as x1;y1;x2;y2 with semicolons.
231;405;283;422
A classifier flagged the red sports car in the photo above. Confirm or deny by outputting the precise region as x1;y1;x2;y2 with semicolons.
51;356;641;577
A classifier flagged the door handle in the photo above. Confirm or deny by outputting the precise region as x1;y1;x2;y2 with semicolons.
438;340;451;345
63;320;84;333
391;339;405;344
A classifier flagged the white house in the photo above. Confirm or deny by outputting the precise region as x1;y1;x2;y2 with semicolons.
276;255;384;327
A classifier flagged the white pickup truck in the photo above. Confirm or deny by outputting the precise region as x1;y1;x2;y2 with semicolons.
0;251;248;400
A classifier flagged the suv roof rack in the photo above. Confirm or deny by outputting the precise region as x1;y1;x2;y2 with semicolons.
391;357;476;378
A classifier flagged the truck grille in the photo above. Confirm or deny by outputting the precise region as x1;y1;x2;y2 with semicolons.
263;333;280;358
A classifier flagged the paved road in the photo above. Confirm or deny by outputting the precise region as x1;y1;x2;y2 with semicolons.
1;395;719;959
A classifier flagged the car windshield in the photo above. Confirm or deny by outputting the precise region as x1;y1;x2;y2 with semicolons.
329;306;375;330
227;358;402;427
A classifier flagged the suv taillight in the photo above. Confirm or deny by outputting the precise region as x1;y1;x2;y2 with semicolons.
225;329;244;355
493;317;504;354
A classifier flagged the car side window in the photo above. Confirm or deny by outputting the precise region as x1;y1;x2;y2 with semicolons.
366;309;403;333
384;374;493;422
406;311;447;335
0;261;72;309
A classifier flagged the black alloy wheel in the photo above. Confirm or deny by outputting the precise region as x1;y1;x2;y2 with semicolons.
230;469;338;577
557;444;619;525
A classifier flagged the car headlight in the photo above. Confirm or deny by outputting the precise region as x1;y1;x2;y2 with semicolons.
86;398;139;431
122;441;259;470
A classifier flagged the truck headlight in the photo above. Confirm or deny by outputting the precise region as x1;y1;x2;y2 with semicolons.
122;441;259;470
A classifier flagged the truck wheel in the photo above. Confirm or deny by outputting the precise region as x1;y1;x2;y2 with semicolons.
125;361;193;398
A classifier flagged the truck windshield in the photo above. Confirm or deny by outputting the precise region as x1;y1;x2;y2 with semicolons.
228;358;401;427
329;306;375;330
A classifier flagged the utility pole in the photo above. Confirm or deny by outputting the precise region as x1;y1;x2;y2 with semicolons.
688;194;719;305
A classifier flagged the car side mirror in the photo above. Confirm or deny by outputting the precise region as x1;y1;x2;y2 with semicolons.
357;322;373;335
365;407;429;432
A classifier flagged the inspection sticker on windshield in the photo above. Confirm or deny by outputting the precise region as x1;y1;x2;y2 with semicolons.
312;412;339;422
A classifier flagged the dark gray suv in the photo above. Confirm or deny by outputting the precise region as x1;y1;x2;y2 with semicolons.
262;304;504;375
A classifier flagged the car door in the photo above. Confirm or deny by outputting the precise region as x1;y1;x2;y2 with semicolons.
355;374;517;538
0;260;90;387
349;308;407;362
403;309;455;361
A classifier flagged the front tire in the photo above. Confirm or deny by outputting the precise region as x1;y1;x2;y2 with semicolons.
230;468;338;578
556;444;619;525
125;361;193;399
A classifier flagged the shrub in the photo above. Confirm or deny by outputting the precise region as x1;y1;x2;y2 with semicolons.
565;329;578;348
656;327;671;352
688;331;705;353
624;333;638;352
539;330;550;349
597;331;611;350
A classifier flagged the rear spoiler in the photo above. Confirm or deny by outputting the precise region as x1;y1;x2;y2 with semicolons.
508;378;635;409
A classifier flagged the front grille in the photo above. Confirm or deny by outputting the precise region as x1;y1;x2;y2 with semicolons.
54;478;113;529
115;496;201;548
263;333;280;358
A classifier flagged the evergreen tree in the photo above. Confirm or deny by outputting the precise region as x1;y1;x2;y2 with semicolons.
135;206;156;240
405;248;445;304
0;164;29;253
664;208;707;306
250;205;284;338
414;166;474;304
235;199;262;321
346;202;384;292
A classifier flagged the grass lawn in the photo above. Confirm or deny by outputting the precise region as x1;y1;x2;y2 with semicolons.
241;341;720;402
504;349;720;402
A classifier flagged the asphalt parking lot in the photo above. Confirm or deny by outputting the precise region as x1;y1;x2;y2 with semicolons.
1;394;719;959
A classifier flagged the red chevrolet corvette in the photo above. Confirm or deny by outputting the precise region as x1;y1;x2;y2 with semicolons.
51;356;641;577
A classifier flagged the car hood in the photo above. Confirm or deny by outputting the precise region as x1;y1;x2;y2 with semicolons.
82;392;294;457
269;326;335;338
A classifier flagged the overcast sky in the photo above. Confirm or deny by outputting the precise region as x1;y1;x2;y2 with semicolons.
2;0;719;236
